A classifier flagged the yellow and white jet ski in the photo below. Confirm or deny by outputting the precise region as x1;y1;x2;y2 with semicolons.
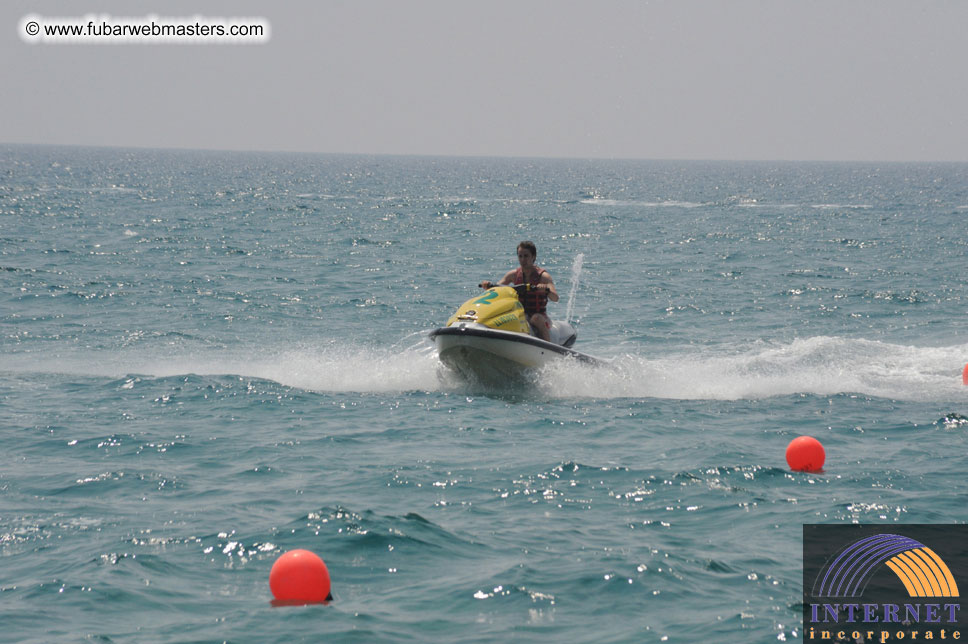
430;285;602;382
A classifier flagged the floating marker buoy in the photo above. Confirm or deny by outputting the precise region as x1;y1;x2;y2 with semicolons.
962;364;968;385
270;549;331;604
785;435;825;472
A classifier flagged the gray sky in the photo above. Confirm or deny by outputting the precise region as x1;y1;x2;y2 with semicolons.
4;1;967;161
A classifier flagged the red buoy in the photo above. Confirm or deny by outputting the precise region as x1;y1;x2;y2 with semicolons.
785;436;825;472
962;363;968;385
270;549;331;604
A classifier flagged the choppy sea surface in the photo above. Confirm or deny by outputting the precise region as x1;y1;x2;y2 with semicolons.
2;145;968;643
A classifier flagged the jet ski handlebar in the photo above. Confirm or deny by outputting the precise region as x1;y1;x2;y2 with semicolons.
477;282;545;294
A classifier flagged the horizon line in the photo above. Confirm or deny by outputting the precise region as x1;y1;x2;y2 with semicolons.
3;140;967;165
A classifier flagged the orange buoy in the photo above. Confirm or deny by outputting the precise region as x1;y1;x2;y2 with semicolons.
785;435;825;472
270;549;331;604
962;363;968;385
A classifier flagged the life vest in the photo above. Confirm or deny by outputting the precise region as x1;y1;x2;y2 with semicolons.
514;266;549;316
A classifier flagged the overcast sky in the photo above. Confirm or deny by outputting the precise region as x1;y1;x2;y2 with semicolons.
4;1;967;161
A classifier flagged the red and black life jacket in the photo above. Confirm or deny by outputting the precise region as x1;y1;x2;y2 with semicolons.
514;266;548;316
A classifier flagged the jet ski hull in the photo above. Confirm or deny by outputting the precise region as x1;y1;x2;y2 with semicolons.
430;324;600;383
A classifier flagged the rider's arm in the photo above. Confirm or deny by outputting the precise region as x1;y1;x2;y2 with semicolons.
540;273;559;302
480;270;516;289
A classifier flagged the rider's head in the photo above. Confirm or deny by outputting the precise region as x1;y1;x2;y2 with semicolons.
517;241;537;265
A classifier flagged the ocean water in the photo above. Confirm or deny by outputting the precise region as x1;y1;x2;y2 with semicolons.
2;145;968;643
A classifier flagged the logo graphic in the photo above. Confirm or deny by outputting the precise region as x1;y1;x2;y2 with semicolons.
814;533;959;599
803;525;966;643
472;291;498;306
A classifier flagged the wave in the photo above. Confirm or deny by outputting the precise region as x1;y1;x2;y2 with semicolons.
542;336;968;402
810;203;874;210
578;197;874;210
580;198;706;208
0;340;444;394
4;336;967;402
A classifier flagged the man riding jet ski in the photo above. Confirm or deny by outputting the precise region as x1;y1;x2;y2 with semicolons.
479;240;557;341
430;241;602;382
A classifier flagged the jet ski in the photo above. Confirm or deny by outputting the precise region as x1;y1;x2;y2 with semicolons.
430;284;602;383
